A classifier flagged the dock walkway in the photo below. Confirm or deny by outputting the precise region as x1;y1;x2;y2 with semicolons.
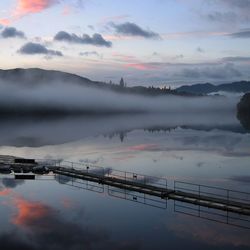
54;167;250;216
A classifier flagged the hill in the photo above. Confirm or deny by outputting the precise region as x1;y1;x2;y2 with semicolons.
175;81;250;95
0;68;186;97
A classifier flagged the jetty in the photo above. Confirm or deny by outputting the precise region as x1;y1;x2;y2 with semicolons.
1;156;250;217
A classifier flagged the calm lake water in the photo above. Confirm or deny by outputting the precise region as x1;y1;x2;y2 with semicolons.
0;111;250;250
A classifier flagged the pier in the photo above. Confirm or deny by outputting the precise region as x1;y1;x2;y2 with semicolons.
1;156;250;221
54;167;250;216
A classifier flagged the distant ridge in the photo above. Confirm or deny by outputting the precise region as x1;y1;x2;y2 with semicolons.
175;81;250;94
0;68;191;97
0;68;98;87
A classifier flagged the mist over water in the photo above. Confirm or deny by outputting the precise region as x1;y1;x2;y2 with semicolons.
0;80;239;114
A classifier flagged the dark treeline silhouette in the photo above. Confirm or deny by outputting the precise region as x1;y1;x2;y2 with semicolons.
237;93;250;131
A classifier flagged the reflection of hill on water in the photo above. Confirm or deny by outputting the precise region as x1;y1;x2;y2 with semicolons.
0;112;247;147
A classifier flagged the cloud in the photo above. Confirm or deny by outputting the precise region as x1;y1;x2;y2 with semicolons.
197;47;205;53
0;27;26;39
228;30;250;38
54;31;112;47
222;56;250;62
0;1;86;24
0;19;11;26
18;42;63;57
79;51;102;58
220;0;250;9
177;63;242;80
205;11;237;23
125;63;157;71
110;22;161;39
14;0;58;17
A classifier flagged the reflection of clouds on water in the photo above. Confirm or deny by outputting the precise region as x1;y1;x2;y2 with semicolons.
123;130;250;157
1;178;25;188
167;214;250;248
0;195;141;250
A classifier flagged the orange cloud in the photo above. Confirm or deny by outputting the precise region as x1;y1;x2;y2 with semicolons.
15;0;58;16
12;197;50;227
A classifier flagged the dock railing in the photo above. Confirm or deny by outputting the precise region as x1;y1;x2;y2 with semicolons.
174;181;250;229
174;181;250;205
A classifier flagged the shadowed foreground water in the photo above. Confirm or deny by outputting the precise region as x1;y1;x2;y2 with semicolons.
0;113;249;250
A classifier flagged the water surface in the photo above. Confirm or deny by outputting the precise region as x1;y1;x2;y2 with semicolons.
0;112;250;249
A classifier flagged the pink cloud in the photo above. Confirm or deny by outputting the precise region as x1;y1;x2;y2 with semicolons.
1;0;59;24
0;18;11;26
125;63;157;71
15;0;58;16
62;5;72;16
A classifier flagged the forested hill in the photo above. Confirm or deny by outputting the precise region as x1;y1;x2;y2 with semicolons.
175;81;250;95
0;68;192;97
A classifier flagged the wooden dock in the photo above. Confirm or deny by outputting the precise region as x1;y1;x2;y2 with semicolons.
54;167;250;216
0;155;249;217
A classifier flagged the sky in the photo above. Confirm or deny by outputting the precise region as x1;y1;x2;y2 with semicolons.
0;0;250;87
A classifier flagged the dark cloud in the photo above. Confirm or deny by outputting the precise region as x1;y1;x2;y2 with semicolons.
0;27;26;39
197;47;205;53
222;56;250;62
54;31;112;47
174;54;184;59
177;64;242;80
79;51;101;58
207;12;235;22
88;25;95;30
205;11;237;23
228;30;250;38
221;0;250;9
204;1;250;24
18;42;63;57
111;22;161;39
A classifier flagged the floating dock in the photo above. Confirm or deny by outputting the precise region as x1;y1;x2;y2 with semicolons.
54;167;250;216
1;156;250;217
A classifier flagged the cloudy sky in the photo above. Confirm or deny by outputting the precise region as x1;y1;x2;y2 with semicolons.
0;0;250;86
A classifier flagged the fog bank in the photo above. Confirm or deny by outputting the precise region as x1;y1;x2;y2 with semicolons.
0;80;239;115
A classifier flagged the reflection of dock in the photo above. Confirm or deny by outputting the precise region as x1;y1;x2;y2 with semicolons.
1;156;250;228
54;167;250;216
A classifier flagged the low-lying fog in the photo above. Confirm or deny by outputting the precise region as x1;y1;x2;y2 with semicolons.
0;80;239;114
